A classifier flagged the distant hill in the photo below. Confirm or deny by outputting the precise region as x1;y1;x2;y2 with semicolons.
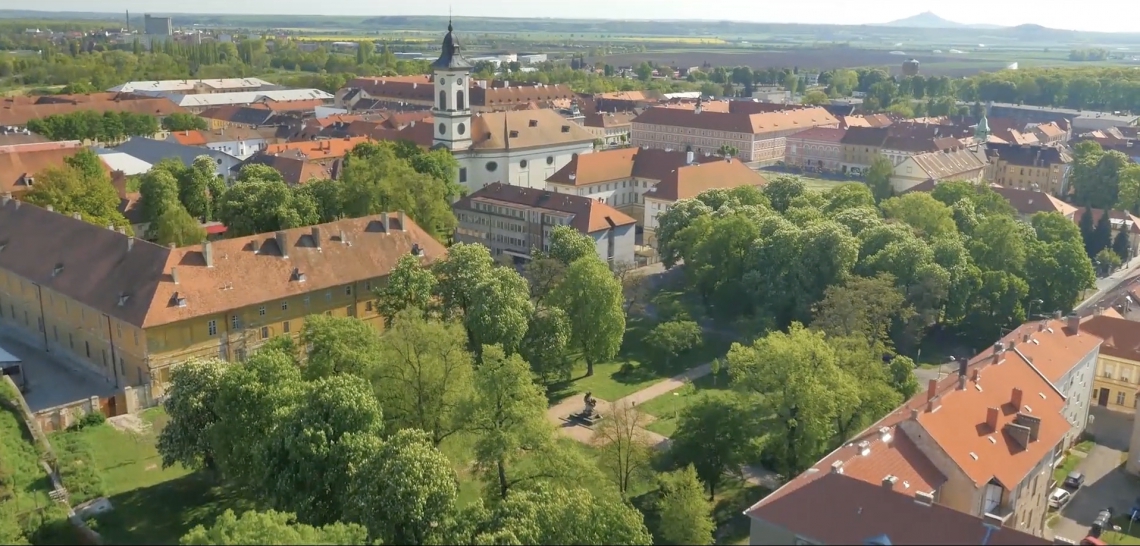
881;11;1004;30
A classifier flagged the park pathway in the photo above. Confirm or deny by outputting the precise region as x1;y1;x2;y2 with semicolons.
546;361;782;490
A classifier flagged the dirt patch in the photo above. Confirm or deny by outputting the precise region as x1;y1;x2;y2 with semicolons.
107;414;150;435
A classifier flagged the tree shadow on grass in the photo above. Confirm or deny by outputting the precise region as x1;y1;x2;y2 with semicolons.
94;471;254;545
712;479;770;545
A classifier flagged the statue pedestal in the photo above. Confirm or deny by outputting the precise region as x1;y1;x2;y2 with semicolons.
566;410;604;428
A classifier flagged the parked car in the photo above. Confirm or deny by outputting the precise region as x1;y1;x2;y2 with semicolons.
1064;471;1086;490
1050;488;1073;509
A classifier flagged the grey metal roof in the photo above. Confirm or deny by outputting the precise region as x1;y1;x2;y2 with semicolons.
110;137;237;168
431;23;471;70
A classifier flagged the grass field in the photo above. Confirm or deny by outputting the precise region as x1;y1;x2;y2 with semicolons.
52;409;250;545
638;372;732;437
0;382;55;528
547;317;734;403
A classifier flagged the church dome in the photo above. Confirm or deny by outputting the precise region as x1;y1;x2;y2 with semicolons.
432;21;471;70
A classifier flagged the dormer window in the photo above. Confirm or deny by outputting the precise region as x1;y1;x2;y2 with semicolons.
170;291;187;307
292;267;307;283
412;243;425;257
52;263;63;277
117;292;130;307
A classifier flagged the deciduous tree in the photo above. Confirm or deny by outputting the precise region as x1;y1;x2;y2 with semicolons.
299;314;383;380
668;394;759;499
375;253;437;326
655;466;715;546
476;483;652;545
152;204;207;247
372;312;473;445
465;345;554;499
551;256;626;377
156;358;228;473
547;225;596;265
644;320;703;368
593;401;654;497
179;509;367;545
519;306;572;385
864;155;894;203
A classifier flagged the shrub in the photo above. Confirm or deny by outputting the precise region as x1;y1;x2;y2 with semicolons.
66;412;106;432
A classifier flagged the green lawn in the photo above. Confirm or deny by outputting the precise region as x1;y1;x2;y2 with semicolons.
1074;440;1095;454
1103;515;1140;545
550;318;734;403
1053;452;1082;485
638;372;732;437
799;177;849;192
51;408;252;545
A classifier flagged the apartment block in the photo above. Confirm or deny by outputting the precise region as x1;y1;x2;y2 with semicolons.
452;182;636;266
1080;314;1140;414
984;143;1072;196
630;104;839;165
0;197;445;398
746;317;1101;542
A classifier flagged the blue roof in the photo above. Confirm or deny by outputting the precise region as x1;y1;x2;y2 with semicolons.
110;137;236;168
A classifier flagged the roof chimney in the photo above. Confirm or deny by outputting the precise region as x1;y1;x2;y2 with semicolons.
398;211;407;231
339;229;348;245
72;212;81;220
686;150;694;165
926;378;937;403
1066;314;1079;332
1053;310;1063;320
914;491;934;507
127;236;134;252
171;266;180;285
1;193;10;205
275;231;289;258
382;212;390;233
882;475;898;490
1015;412;1042;443
203;241;214;267
830;460;844;474
45;204;53;212
986;406;1000;431
1011;387;1023;409
251;239;260;253
311;226;321;249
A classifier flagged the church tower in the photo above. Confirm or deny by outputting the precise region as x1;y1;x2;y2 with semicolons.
432;20;472;152
974;109;990;145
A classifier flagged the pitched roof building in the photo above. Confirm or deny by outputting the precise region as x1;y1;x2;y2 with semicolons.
748;472;1050;545
631;105;839;165
984;143;1073;196
0;198;445;396
0;145;102;197
453;182;636;266
890;148;988;193
746;317;1101;543
0;93;188;127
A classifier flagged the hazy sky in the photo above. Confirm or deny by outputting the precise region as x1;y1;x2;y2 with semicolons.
32;0;1140;33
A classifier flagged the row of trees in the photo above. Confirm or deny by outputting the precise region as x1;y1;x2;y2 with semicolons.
26;110;159;142
157;233;698;544
655;177;1096;353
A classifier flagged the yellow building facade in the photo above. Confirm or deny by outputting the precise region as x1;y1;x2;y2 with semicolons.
1080;314;1140;415
0;198;446;400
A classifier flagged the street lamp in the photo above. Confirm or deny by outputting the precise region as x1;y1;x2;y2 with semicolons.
673;392;680;420
1027;299;1044;322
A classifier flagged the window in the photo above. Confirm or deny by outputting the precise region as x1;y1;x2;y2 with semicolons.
366;301;374;312
1117;391;1127;406
208;320;217;336
283;321;290;333
457;90;465;110
1103;365;1116;379
520;159;528;169
325;290;332;302
438;122;446;135
303;295;311;307
133;331;138;345
260;326;269;340
281;301;289;311
458;122;466;135
438;90;447;110
231;315;240;329
259;305;266;316
982;482;1002;515
459;167;467;183
546;156;554;165
365;280;372;291
116;323;122;338
345;286;353;296
346;305;355;317
486;161;498;172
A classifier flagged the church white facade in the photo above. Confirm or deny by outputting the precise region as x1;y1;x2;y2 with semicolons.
429;22;595;194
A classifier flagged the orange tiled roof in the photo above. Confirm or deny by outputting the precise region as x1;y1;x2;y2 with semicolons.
647;158;769;201
170;130;208;146
916;345;1068;488
1082;315;1140;362
264;136;371;160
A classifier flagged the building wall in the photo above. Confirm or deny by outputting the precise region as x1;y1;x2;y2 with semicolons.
0;268;147;389
631;122;810;165
206;138;267;161
590;223;636;266
896;418;980;516
454;201;635;266
546;175;654;219
585;125;631;146
840;143;881;173
458;142;594;193
1056;347;1099;448
144;275;389;396
747;516;803;545
989;159;1069;195
1093;353;1140;415
784;137;842;172
1010;451;1055;536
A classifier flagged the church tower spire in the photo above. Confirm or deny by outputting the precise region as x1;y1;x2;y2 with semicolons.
432;19;472;153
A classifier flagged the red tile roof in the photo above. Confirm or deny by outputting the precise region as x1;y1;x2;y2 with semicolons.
749;472;1050;546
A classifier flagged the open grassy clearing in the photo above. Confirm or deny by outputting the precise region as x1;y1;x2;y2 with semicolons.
637;372;733;438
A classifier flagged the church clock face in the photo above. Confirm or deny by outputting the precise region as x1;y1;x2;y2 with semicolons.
438;123;446;135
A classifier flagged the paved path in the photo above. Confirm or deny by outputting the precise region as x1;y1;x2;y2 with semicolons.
546;361;782;489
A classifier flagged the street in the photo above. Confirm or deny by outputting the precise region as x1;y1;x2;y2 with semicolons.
1075;254;1140;315
0;327;117;412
